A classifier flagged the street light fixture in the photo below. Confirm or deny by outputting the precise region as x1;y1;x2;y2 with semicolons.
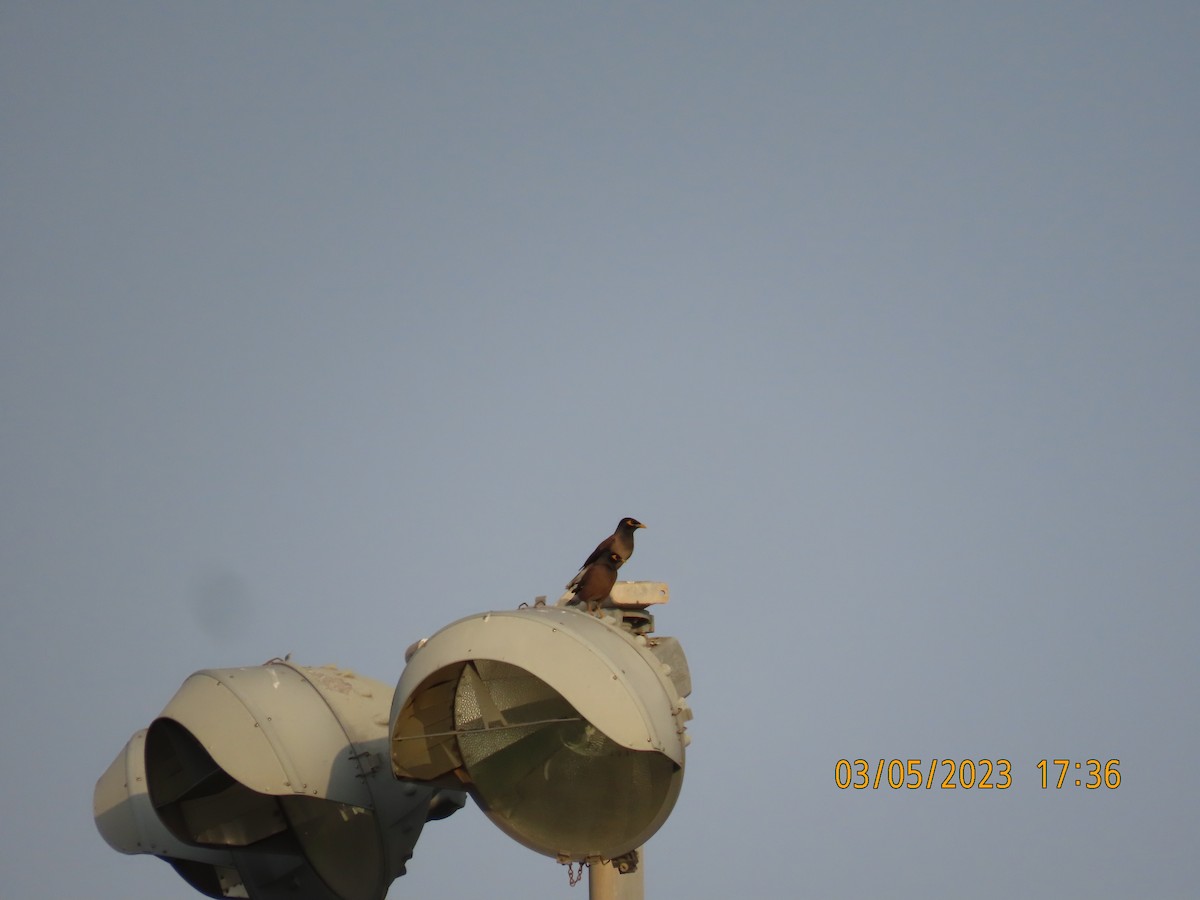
390;589;691;868
95;662;463;899
95;582;691;899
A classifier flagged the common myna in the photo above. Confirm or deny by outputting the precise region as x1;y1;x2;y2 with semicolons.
565;517;646;592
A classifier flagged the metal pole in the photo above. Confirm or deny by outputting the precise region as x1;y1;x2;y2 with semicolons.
588;848;644;900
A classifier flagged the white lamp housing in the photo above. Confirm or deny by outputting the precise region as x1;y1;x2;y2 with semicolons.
390;605;692;863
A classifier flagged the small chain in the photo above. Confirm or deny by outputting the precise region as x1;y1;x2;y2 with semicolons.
566;860;588;886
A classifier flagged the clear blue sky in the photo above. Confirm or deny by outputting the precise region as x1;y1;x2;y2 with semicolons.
3;3;1198;897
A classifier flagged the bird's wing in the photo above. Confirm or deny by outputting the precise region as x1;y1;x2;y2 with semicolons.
580;534;616;569
565;535;616;590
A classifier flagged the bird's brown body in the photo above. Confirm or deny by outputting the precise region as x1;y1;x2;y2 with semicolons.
571;551;622;614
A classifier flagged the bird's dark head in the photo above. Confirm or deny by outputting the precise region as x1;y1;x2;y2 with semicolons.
621;517;646;531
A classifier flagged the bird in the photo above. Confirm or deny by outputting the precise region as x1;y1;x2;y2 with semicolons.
570;551;623;614
565;517;646;593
